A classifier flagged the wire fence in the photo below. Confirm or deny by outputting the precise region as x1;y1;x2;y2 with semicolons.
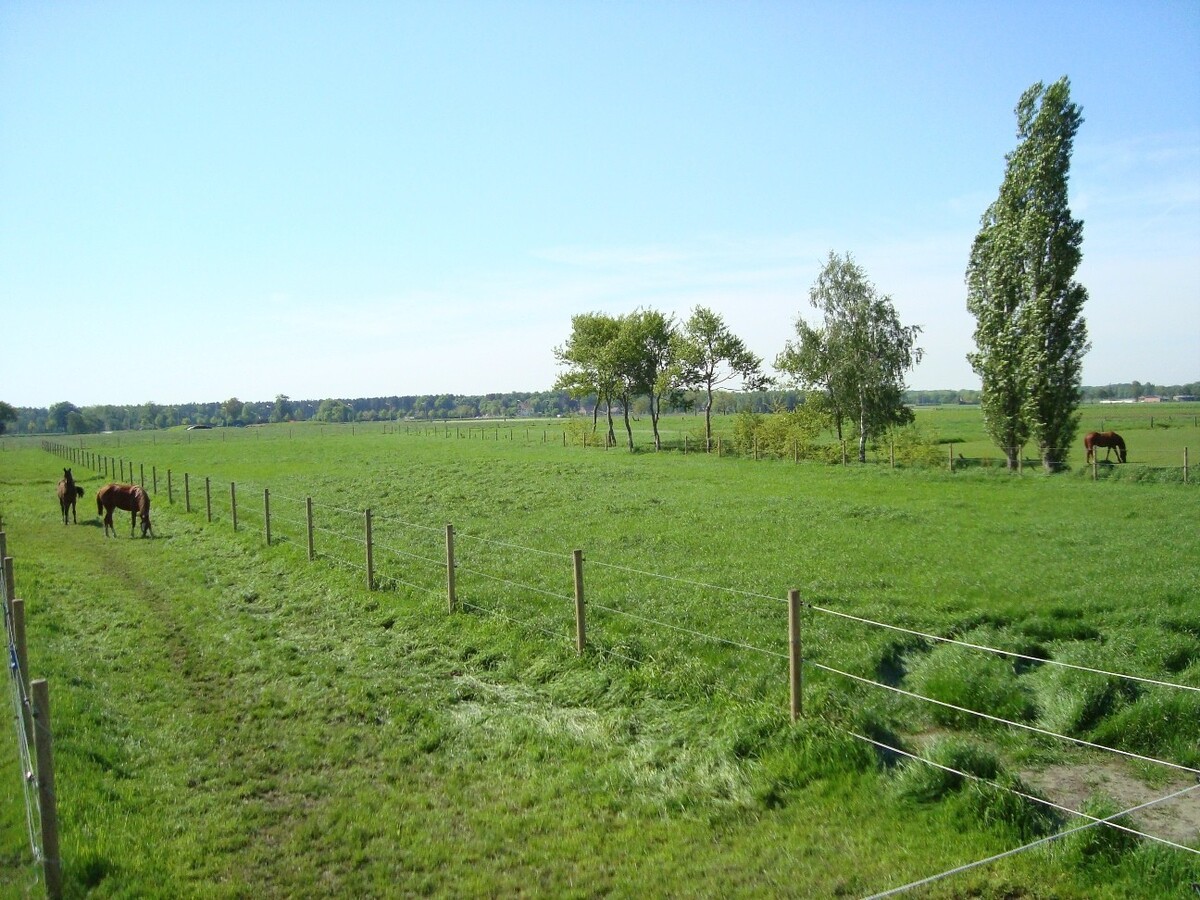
34;440;1200;895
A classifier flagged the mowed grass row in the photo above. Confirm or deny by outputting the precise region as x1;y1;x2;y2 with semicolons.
2;427;1198;896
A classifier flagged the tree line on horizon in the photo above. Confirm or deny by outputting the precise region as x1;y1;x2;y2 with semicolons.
2;380;1195;440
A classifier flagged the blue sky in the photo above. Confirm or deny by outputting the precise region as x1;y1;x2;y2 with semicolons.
2;1;1197;407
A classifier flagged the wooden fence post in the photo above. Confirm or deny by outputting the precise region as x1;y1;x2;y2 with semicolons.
788;589;803;722
842;442;847;466
306;497;315;561
205;476;212;521
167;469;173;504
573;549;586;654
152;466;157;495
31;679;62;900
230;482;238;531
365;509;374;590
4;556;15;625
263;488;271;545
1185;447;1190;484
949;445;954;472
12;599;32;750
184;473;191;513
890;442;895;469
446;524;456;613
139;463;145;488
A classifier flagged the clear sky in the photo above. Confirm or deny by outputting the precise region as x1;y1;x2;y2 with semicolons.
2;1;1197;408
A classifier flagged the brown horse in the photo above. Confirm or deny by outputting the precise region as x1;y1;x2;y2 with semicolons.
1084;431;1127;464
97;483;153;537
56;468;85;524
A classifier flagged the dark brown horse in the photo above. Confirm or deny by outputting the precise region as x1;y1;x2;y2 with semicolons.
56;468;85;524
1084;431;1127;464
97;483;153;537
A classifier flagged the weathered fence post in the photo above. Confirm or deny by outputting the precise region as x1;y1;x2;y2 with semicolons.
306;497;315;561
1185;447;1190;484
573;549;586;654
949;445;955;472
205;476;213;520
842;442;848;466
167;469;173;504
263;488;271;545
11;599;32;751
890;442;895;469
4;556;15;625
31;679;62;900
184;473;192;513
446;524;457;613
1092;457;1098;481
139;463;145;488
230;482;238;531
365;509;374;590
788;589;803;722
152;466;158;495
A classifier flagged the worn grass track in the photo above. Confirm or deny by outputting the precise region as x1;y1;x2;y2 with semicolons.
2;433;1198;897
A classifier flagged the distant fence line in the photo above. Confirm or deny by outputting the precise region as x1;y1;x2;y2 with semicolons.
40;425;1196;482
31;440;1200;891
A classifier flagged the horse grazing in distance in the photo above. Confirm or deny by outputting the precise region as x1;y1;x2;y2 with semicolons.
97;483;153;538
56;468;85;524
1084;431;1127;464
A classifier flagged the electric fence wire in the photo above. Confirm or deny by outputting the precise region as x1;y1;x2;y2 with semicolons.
861;781;1200;900
588;600;787;660
453;531;571;560
806;603;1200;694
809;659;1200;776
370;539;444;570
587;558;781;605
458;599;570;644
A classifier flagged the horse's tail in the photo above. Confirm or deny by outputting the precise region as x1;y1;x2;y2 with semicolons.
74;486;85;498
97;491;105;516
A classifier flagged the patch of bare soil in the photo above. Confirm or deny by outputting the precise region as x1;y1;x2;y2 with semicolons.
1021;762;1200;847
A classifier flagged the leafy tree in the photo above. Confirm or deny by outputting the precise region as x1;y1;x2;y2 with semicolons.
0;401;15;435
775;253;923;462
48;401;79;433
606;308;677;451
673;306;768;451
223;397;245;424
272;394;293;423
967;77;1090;471
554;312;621;446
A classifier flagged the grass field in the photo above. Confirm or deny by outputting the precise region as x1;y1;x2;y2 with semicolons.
1;409;1198;897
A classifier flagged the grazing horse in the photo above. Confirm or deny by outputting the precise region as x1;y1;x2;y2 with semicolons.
97;483;153;537
1084;431;1127;464
56;468;85;524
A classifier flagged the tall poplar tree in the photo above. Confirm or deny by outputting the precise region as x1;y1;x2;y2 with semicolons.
967;77;1090;471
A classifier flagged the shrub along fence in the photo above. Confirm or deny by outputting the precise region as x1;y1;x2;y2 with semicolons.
31;440;1200;894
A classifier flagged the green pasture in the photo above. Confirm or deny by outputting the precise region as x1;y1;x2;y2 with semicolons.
1;419;1197;897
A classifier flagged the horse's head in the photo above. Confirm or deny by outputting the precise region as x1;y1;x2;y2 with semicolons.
137;490;153;537
63;468;72;481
